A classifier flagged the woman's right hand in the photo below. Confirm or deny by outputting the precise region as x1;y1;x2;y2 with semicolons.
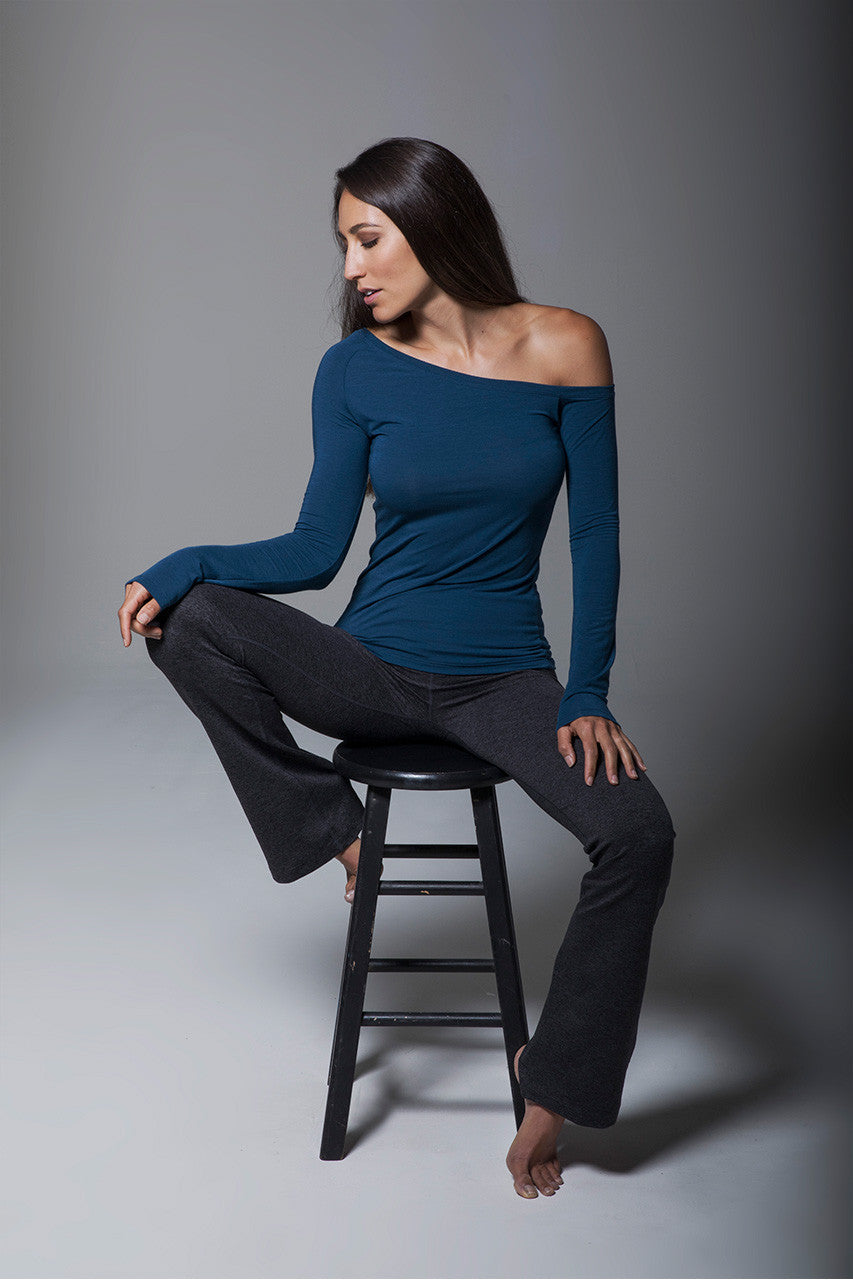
119;582;164;646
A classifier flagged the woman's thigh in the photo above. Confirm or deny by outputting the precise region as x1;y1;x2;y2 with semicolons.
431;668;676;852
148;583;441;745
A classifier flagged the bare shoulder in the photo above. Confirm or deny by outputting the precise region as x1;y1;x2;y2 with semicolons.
524;304;613;386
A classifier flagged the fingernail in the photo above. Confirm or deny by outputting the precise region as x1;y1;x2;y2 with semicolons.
586;777;593;785
138;613;149;623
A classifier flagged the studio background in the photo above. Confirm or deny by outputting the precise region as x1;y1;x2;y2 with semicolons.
1;2;849;1277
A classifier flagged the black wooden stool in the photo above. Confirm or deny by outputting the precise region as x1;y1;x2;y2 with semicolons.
320;739;529;1160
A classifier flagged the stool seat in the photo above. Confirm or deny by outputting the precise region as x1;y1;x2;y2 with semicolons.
333;739;509;790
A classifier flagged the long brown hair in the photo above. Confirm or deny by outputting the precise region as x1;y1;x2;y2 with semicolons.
330;137;527;338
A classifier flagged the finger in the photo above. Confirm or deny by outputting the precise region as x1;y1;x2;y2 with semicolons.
132;618;163;639
118;596;144;646
130;609;163;639
601;733;621;785
119;581;148;647
557;726;575;766
580;731;599;786
119;602;132;647
136;597;161;627
616;735;639;779
618;730;647;772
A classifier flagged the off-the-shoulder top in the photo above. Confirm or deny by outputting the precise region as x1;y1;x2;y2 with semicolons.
127;326;620;730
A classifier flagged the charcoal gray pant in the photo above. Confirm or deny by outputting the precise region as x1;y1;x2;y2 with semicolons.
145;582;676;1127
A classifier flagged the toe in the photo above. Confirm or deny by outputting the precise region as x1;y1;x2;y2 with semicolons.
514;1177;537;1199
507;1153;537;1199
531;1163;556;1195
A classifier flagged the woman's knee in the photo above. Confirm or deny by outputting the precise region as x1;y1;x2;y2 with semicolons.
591;790;676;882
143;583;221;667
630;811;676;883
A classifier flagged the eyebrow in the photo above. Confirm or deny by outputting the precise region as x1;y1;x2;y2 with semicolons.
338;221;382;236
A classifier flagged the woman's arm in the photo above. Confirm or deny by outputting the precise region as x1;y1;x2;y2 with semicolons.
124;343;370;611
556;381;620;731
549;311;645;786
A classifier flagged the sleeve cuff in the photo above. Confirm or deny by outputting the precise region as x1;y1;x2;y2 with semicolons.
124;550;202;611
557;692;619;731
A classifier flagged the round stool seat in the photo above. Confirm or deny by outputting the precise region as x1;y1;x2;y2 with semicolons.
332;739;509;790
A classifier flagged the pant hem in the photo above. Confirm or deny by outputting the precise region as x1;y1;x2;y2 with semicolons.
518;1047;620;1128
267;817;364;885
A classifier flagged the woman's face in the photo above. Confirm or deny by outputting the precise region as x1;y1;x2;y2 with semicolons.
337;188;439;322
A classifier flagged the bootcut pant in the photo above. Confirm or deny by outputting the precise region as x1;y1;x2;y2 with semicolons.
145;582;676;1127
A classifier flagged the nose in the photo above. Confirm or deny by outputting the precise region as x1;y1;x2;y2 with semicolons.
343;245;364;283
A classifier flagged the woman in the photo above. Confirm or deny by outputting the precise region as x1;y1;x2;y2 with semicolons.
118;137;676;1200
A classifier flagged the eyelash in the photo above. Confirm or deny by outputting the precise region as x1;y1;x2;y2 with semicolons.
340;238;379;252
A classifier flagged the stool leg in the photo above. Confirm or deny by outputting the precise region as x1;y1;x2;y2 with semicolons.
470;785;529;1129
319;783;390;1160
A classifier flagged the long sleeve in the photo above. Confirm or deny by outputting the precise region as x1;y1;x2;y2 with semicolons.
125;344;370;610
556;386;620;731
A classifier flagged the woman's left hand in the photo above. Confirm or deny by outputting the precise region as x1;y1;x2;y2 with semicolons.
557;716;647;786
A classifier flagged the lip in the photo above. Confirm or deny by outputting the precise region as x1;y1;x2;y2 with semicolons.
360;288;381;304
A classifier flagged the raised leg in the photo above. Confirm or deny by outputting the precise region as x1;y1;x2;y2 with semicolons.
144;583;436;883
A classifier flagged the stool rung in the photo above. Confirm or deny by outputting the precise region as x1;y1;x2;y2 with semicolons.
379;879;484;895
369;957;495;972
382;843;480;858
362;1011;503;1027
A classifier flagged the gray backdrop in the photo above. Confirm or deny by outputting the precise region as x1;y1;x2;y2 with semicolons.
2;2;849;1277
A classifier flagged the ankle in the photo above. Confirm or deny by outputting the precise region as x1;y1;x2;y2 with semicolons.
336;836;361;869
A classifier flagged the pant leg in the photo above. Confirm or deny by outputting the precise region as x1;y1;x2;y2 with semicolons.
428;667;676;1128
144;583;439;883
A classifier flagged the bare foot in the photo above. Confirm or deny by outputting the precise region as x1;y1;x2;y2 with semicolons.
334;837;385;905
506;1044;565;1199
335;837;361;903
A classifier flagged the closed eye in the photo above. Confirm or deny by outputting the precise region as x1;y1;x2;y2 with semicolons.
337;236;379;253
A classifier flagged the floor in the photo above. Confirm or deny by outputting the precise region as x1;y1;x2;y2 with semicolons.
1;674;849;1279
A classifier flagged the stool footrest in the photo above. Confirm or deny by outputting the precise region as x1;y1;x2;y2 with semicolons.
362;1011;503;1027
379;879;484;895
382;843;480;858
369;957;495;972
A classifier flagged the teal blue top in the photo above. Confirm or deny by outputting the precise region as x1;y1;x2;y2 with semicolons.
128;327;621;730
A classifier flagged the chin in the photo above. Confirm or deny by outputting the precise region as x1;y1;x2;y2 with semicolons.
380;305;411;326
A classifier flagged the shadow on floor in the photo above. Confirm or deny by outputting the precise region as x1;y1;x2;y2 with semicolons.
555;1068;791;1173
340;1035;796;1163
